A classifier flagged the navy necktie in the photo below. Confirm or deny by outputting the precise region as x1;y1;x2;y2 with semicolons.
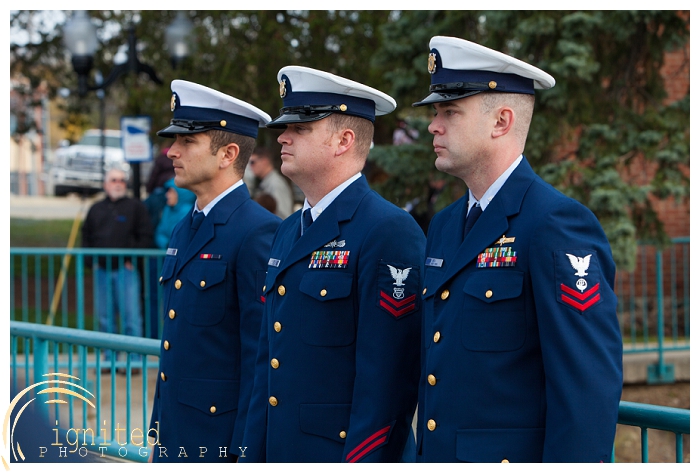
302;208;313;235
463;202;482;239
189;211;205;242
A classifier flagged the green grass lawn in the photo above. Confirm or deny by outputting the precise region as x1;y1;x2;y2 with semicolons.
10;218;83;248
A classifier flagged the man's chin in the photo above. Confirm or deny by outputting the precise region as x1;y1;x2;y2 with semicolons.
107;191;127;200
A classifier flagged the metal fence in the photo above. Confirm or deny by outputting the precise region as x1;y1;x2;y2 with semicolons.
9;321;160;462
9;321;690;463
615;237;690;383
11;240;690;348
11;248;165;338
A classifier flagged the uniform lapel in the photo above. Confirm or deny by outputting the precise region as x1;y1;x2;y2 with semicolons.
179;185;250;267
438;158;537;286
276;176;370;274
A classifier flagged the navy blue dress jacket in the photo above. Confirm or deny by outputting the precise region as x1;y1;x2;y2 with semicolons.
149;184;280;462
241;176;426;462
417;158;623;462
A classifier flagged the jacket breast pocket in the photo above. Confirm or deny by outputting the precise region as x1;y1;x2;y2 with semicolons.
461;271;526;352
184;260;228;326
299;272;355;347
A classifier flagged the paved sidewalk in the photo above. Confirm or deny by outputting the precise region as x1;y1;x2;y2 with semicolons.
10;194;99;220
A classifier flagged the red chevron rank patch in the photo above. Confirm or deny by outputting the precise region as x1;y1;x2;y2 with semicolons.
379;291;416;318
560;282;601;311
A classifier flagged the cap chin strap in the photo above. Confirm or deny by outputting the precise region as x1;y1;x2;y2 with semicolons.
279;104;346;116
169;118;224;131
430;81;494;93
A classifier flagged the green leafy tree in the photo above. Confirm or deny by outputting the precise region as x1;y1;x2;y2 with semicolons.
10;11;689;269
369;10;690;270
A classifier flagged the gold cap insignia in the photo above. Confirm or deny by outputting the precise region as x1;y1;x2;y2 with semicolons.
488;81;497;89
170;94;176;112
279;78;287;98
428;53;437;74
339;104;347;112
220;120;227;127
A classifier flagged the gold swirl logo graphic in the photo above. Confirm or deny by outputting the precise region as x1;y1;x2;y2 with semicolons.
2;373;95;470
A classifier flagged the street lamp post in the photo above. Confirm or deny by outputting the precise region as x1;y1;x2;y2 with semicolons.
63;10;193;199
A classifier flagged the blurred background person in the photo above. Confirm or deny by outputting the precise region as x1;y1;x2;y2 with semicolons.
248;146;294;219
81;167;153;371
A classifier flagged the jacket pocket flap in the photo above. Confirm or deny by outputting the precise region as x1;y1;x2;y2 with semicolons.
299;272;353;301
186;260;227;290
178;378;239;416
463;271;524;302
456;427;544;462
299;403;352;443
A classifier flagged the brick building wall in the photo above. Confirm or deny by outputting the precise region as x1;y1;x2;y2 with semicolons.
616;36;690;339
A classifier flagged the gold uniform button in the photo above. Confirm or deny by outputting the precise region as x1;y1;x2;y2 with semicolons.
270;358;280;369
427;374;437;386
159;276;163;283
423;287;427;295
175;279;182;290
163;340;170;350
160;372;167;382
501;459;509;463
263;285;266;292
440;289;450;300
200;280;206;288
433;331;441;343
339;431;347;439
427;419;436;431
274;322;282;332
320;289;327;297
485;289;493;299
168;309;176;319
269;396;278;407
278;285;286;296
210;406;217;414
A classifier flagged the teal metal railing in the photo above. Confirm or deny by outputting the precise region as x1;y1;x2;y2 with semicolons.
9;321;690;463
615;238;690;383
10;248;166;337
615;401;690;463
10;321;160;462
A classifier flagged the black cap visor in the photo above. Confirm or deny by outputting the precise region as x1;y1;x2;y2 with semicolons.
267;111;333;129
412;89;483;107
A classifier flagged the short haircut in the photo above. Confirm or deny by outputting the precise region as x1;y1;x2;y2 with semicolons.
104;167;127;183
252;146;274;162
206;129;256;175
479;92;535;147
326;113;374;159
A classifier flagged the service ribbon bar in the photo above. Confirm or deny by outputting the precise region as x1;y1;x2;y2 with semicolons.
477;247;517;268
309;250;350;269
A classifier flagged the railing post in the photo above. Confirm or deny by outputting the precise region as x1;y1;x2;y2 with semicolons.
647;249;674;384
33;335;50;420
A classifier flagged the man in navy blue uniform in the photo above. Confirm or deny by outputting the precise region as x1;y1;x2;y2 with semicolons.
148;80;281;462
412;37;623;462
240;66;426;462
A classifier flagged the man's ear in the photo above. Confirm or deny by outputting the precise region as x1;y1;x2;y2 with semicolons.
220;142;240;169
335;129;356;157
492;106;515;139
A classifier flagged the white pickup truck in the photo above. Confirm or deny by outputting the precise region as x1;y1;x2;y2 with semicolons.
50;129;131;196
